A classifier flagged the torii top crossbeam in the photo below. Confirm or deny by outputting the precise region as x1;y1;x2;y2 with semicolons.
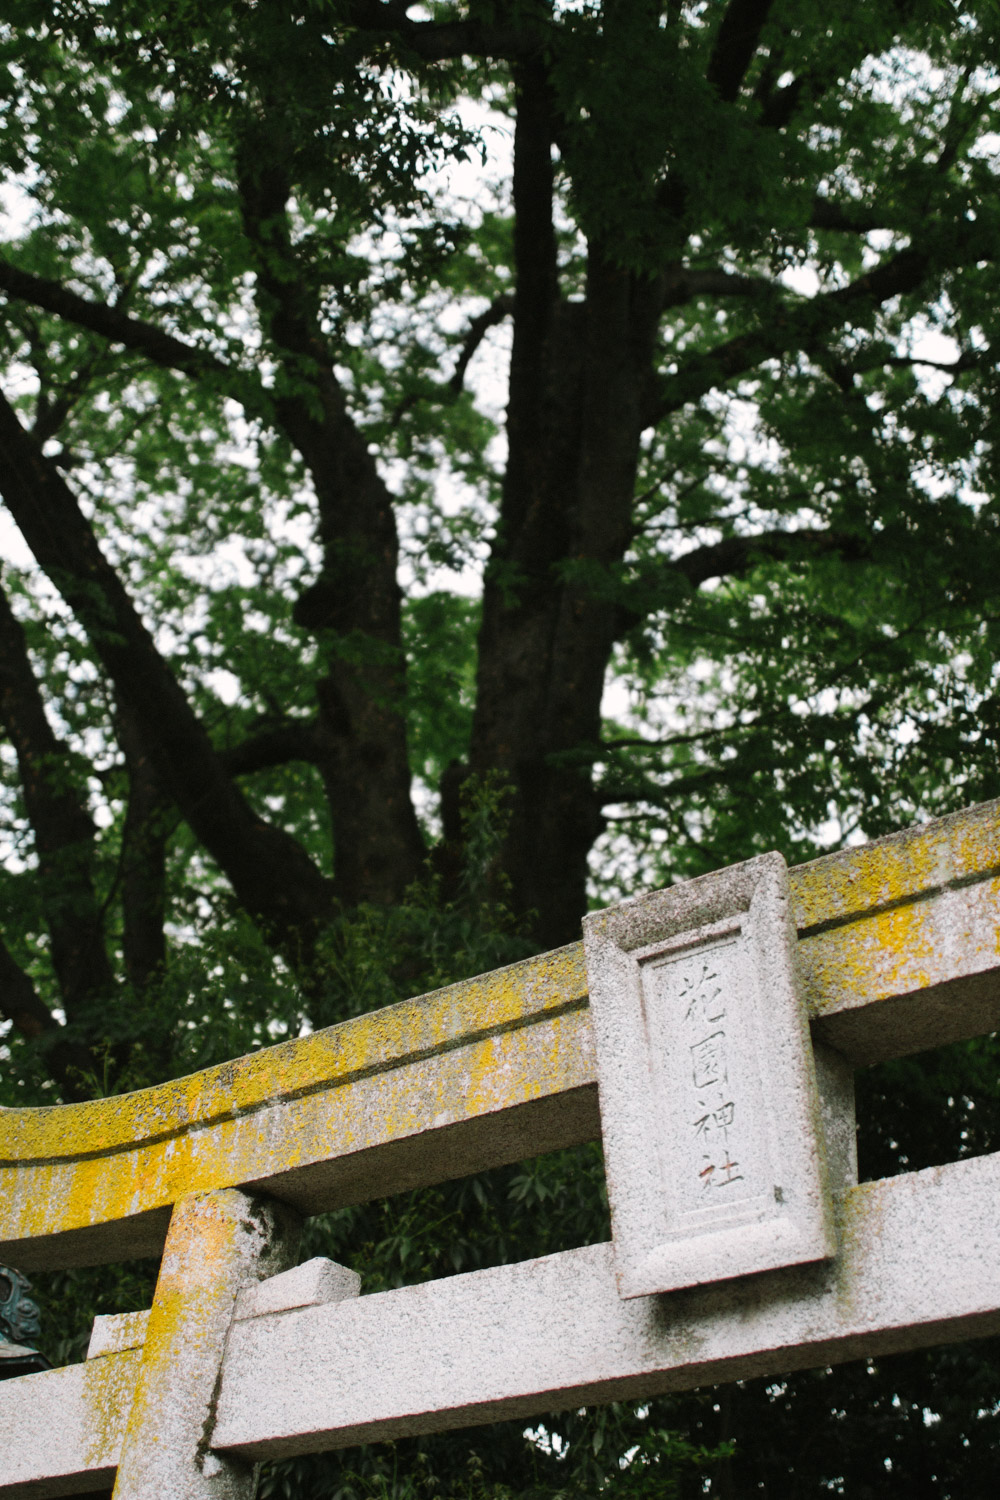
2;799;999;1499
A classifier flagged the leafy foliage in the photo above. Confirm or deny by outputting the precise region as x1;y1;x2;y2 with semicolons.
2;1;1000;1494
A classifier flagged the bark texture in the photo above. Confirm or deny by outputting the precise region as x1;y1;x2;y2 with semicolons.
237;144;425;907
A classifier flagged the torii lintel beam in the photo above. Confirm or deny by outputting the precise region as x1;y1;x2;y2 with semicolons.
3;798;998;1272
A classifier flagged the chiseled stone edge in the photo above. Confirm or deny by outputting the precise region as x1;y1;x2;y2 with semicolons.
4;1152;1000;1493
211;1150;1000;1458
86;1257;361;1360
583;853;835;1297
3;798;999;1266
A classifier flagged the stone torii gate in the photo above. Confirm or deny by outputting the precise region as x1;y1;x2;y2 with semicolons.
2;799;1000;1498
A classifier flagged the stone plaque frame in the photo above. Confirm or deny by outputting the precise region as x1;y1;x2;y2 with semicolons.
583;852;836;1299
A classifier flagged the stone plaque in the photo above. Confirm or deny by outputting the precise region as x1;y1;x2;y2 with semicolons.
583;852;835;1298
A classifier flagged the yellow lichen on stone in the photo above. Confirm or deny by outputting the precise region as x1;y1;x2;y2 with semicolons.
1;943;588;1164
800;898;936;1018
0;945;590;1256
3;799;999;1270
789;796;1000;931
80;1347;142;1471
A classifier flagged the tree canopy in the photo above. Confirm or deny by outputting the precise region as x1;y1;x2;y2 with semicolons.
2;1;1000;1494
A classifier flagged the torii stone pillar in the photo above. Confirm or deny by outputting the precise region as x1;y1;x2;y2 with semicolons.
112;1190;300;1500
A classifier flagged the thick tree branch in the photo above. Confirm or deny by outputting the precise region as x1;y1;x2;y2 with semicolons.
0;932;99;1100
650;245;936;423
1;199;426;911
0;254;404;484
2;175;428;906
830;346;996;387
661;266;777;308
0;392;335;965
236;144;425;904
0;255;300;448
598;764;739;809
340;0;543;62
753;19;859;132
757;75;805;129
652;0;774;240
809;199;894;234
0;255;321;450
0;577;116;1027
0;257;236;386
670;526;869;589
705;0;774;103
755;0;948;134
449;295;516;394
218;722;327;779
235;151;402;592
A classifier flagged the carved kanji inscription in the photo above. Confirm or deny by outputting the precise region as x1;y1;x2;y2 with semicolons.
583;853;836;1298
641;936;769;1231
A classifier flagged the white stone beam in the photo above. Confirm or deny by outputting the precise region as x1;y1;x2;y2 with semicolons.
0;1257;358;1498
0;1352;137;1498
796;806;1000;1064
211;1151;1000;1460
3;1150;999;1496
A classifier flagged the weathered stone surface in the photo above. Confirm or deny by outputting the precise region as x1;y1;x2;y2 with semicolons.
794;798;1000;1064
5;1151;1000;1494
87;1308;150;1361
3;801;997;1275
583;853;835;1296
0;1349;139;1497
85;1258;361;1367
111;1189;299;1500
0;948;594;1271
233;1256;360;1321
811;1043;857;1195
211;1151;1000;1460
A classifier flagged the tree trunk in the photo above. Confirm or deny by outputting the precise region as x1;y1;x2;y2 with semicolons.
118;707;169;1000
470;64;661;947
